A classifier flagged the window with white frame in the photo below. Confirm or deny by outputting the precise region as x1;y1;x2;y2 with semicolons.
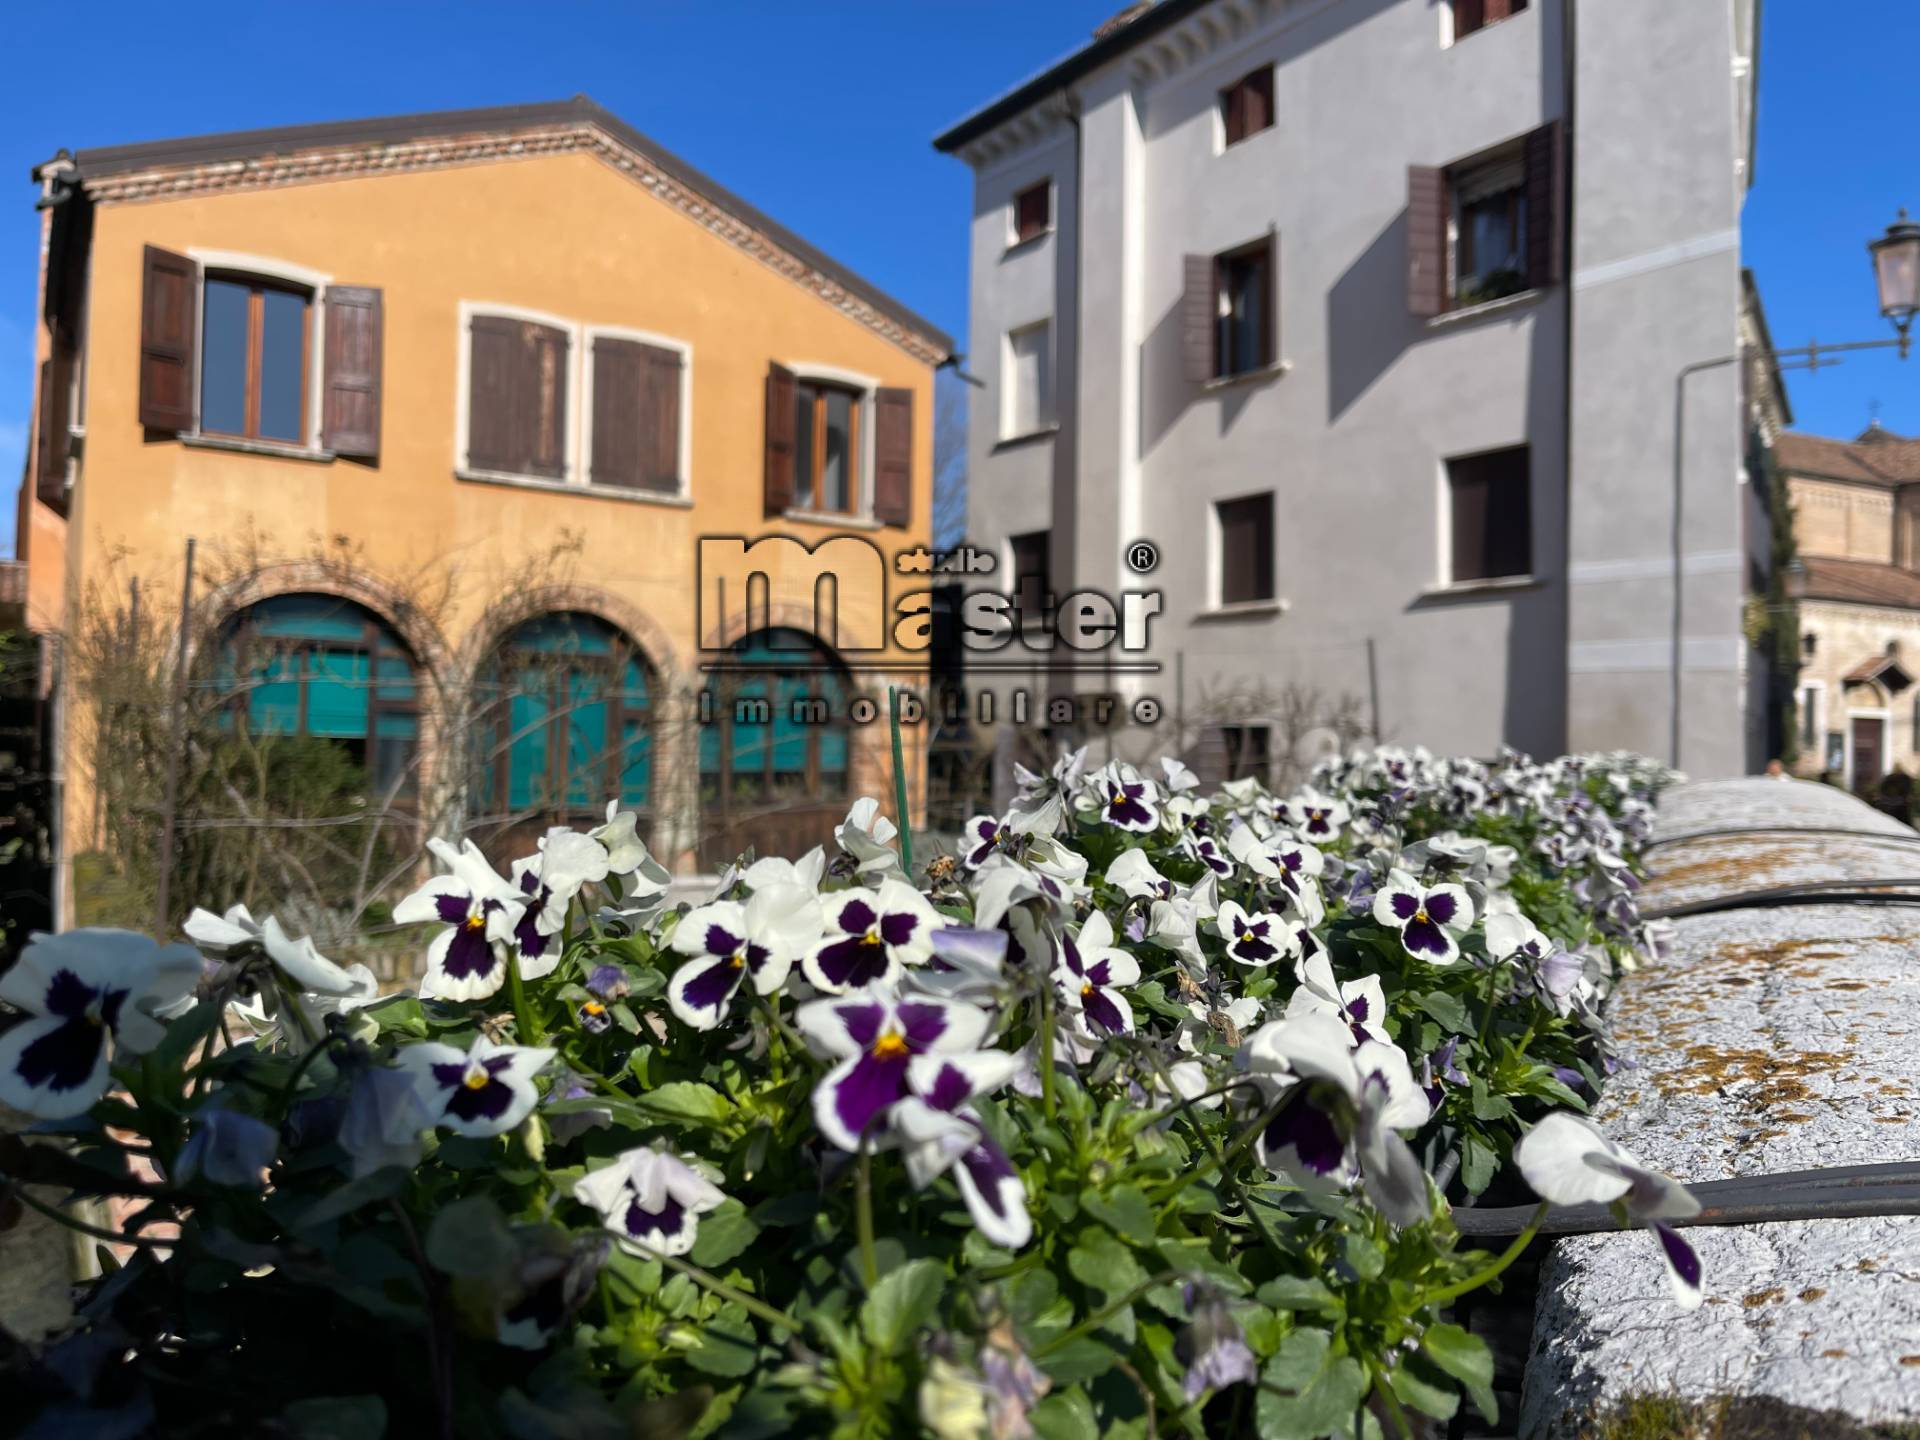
1798;682;1823;753
1003;321;1052;439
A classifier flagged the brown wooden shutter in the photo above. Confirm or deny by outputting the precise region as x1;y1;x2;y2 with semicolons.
1246;69;1273;136
1484;0;1512;22
321;286;382;459
1182;254;1216;384
872;387;914;528
467;315;519;472
1407;166;1448;318
139;245;196;432
36;347;72;510
521;323;569;479
1262;230;1280;369
764;361;797;515
1222;81;1246;147
642;344;684;491
590;336;645;488
1525;120;1565;290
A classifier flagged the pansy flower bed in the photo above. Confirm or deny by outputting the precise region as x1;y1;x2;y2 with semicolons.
0;745;1693;1440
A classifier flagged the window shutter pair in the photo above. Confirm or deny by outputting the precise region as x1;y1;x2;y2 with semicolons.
762;362;915;526
1181;231;1281;383
468;316;568;477
138;244;382;457
1407;119;1564;316
592;336;682;492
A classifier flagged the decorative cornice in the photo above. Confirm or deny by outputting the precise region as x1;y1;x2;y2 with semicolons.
80;121;950;367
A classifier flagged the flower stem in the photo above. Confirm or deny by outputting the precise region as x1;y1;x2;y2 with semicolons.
1420;1199;1548;1308
856;1141;879;1289
277;1034;337;1109
1476;963;1503;1046
1037;971;1058;1125
888;686;914;877
1034;1275;1166;1357
506;952;544;1045
625;1244;799;1334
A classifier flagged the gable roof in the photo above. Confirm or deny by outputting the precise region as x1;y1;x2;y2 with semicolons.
39;97;952;364
1796;556;1920;609
1775;430;1920;488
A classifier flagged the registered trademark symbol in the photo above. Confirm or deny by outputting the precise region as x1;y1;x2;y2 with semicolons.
1126;540;1159;574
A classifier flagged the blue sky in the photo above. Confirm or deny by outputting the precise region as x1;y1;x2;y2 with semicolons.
1;0;1912;557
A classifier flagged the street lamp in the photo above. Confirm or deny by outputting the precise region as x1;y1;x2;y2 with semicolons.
1870;208;1920;358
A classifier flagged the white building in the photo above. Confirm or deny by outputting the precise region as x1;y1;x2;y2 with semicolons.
936;0;1768;785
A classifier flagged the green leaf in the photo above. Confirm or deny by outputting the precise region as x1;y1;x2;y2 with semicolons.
638;1081;737;1126
1386;1354;1459;1422
1340;1233;1385;1282
150;1000;225;1083
684;1307;760;1377
1459;1133;1496;1195
1033;1335;1117;1386
859;1259;945;1354
1254;1329;1367;1440
425;1196;515;1278
293;1166;406;1228
1421;1322;1496;1421
1417;989;1470;1032
1068;1229;1148;1300
1468;1078;1513;1123
689;1205;760;1268
279;1395;388;1440
1255;1276;1339;1315
1028;1389;1100;1440
1081;1184;1157;1246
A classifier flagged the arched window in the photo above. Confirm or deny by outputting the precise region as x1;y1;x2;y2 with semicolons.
477;613;652;831
700;628;849;805
220;594;420;799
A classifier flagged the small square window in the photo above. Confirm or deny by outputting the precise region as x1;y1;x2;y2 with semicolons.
1220;724;1271;783
1447;446;1531;583
1009;530;1050;618
1011;181;1051;246
1451;0;1527;43
1220;66;1274;147
1216;493;1275;605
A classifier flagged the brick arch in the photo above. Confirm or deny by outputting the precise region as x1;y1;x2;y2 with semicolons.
457;583;681;690
698;596;850;658
199;560;453;690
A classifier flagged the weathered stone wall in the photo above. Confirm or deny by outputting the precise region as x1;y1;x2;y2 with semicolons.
1521;778;1920;1436
1791;476;1895;563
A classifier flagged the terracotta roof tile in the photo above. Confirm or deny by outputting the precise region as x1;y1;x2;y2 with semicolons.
1776;431;1920;487
1797;556;1920;608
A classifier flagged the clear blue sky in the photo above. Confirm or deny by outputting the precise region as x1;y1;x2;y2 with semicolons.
1;0;1912;557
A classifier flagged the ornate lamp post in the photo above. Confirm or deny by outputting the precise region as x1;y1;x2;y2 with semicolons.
1870;209;1920;359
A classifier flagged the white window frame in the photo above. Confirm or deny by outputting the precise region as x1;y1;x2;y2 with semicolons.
1006;178;1054;250
1209;488;1277;610
455;301;583;488
186;249;332;453
1797;679;1825;754
580;325;695;499
782;361;879;525
1001;319;1054;441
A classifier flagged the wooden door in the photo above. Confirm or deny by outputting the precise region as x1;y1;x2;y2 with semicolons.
1852;716;1885;791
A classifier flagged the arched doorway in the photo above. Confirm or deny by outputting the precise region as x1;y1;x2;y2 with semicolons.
698;627;850;868
474;612;654;855
219;592;422;804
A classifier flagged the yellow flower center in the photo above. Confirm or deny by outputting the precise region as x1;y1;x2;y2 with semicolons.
464;911;486;931
462;1067;490;1091
730;950;748;970
1081;983;1094;999
582;1001;605;1016
871;1029;910;1061
1413;908;1429;925
862;928;883;947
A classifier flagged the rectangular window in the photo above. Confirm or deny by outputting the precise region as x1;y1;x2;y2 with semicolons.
200;275;310;443
467;314;571;480
1217;493;1275;605
795;380;861;515
1450;155;1528;308
1004;321;1052;437
1452;0;1526;41
1221;724;1271;782
1009;529;1051;616
1220;65;1275;147
1215;243;1273;379
1447;446;1532;582
590;335;685;492
1011;181;1051;245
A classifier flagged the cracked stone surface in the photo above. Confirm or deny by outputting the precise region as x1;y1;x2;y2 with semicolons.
1519;779;1920;1436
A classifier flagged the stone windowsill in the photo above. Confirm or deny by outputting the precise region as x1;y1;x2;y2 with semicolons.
1193;599;1288;623
1417;574;1543;601
1202;360;1291;392
182;433;335;464
992;426;1059;453
455;468;694;507
1427;287;1548;329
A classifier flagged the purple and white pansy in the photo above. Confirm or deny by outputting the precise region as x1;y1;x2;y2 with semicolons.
507;829;613;980
1516;1113;1704;1309
1106;847;1175;903
0;929;203;1120
795;993;990;1151
667;884;823;1031
572;1147;728;1259
837;797;905;878
394;838;528;1002
1242;1011;1433;1226
1214;900;1295;969
1054;912;1140;1044
1287;788;1350;843
960;814;1017;869
802;879;944;995
397;1035;555;1137
891;1050;1032;1249
1086;760;1161;834
1285;952;1389;1047
1370;869;1473;965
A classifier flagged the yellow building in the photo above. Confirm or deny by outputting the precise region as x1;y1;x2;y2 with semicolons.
17;98;950;920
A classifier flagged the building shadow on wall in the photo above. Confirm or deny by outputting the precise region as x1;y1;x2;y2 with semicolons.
1326;211;1421;425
